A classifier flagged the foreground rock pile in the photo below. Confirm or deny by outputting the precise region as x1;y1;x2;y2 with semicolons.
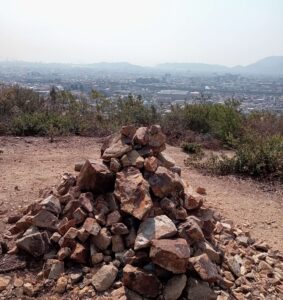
0;125;282;300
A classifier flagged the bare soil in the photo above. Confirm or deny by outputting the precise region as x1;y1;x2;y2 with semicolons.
0;136;282;251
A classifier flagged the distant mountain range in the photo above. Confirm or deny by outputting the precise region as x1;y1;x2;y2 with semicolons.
156;56;283;75
1;56;283;76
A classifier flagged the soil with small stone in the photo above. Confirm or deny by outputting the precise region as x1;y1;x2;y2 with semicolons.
0;128;282;300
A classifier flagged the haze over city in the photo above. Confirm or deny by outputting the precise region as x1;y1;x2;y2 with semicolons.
1;0;283;66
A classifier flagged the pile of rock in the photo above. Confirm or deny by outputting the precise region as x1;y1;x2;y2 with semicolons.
0;125;282;300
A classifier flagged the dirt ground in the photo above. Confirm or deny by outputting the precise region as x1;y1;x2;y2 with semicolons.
0;136;282;251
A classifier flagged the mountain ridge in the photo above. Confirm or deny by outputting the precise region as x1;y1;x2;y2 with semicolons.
1;56;283;76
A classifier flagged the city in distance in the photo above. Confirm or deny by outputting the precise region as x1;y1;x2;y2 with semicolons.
1;56;283;114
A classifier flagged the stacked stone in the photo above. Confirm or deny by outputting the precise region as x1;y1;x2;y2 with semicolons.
2;125;283;300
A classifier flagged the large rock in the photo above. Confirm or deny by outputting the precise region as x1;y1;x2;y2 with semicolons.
150;238;190;273
164;274;187;300
144;156;158;172
123;264;161;298
189;254;220;283
76;160;115;194
148;125;166;149
114;167;153;220
134;215;177;250
102;135;132;161
16;232;50;257
32;209;59;231
148;166;184;198
120;125;136;139
133;127;149;146
91;264;118;292
178;216;205;245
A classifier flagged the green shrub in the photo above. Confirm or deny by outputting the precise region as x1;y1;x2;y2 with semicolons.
188;133;283;181
181;142;202;154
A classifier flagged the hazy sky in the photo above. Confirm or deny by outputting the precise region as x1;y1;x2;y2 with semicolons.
0;0;282;66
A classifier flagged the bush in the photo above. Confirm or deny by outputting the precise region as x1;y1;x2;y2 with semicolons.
188;133;283;181
181;142;202;155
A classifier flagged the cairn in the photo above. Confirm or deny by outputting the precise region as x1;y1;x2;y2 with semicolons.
1;125;282;299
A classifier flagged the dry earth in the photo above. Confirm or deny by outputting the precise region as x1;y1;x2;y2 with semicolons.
0;136;282;252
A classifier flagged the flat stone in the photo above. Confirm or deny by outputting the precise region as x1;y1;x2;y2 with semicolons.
150;238;190;274
114;167;153;220
164;274;187;300
102;137;132;161
32;209;59;231
134;215;177;250
106;211;122;226
123;264;161;298
92;264;118;292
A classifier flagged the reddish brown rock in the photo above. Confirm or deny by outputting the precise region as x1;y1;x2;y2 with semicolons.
57;247;71;260
92;228;112;250
150;238;190;274
58;227;78;248
77;227;89;243
16;232;50;257
149;166;184;198
40;195;61;216
57;173;76;196
77;160;115;194
123;264;161;298
92;264;118;292
79;193;94;213
189;254;220;283
106;211;122;226
148;125;166;149
114;167;153;220
62;199;81;219
57;218;76;236
112;235;125;253
73;207;87;224
83;217;101;236
111;223;129;235
70;243;87;264
144;156;158;172
178;216;205;245
121;150;144;168
183;189;203;211
110;158;121;173
196;186;207;195
133;127;149;146
121;125;136;138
